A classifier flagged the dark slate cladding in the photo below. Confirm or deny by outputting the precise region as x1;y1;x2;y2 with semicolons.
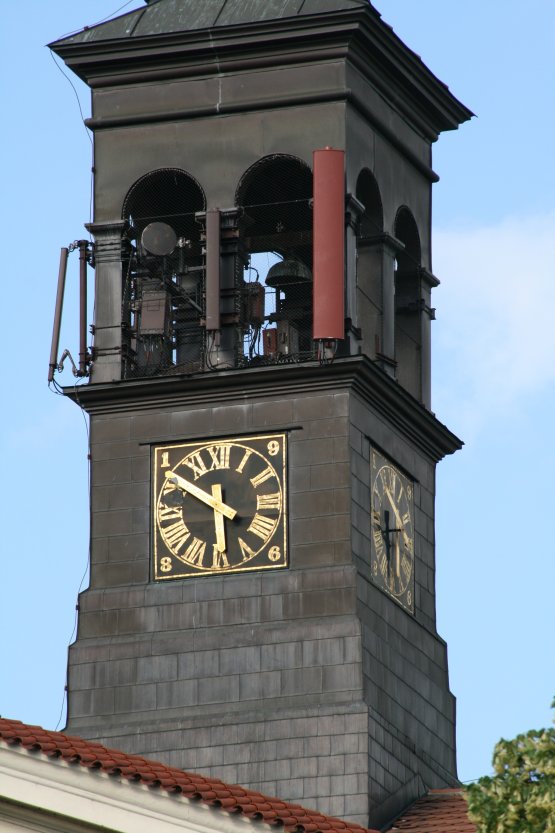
54;0;370;44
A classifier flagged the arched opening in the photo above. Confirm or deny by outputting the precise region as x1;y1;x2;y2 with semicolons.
236;154;313;363
356;169;383;238
354;169;387;362
121;169;206;378
394;206;422;399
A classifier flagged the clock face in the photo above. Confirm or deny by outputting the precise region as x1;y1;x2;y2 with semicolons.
152;433;287;579
370;450;415;613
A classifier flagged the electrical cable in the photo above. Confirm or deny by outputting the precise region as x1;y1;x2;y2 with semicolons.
54;379;91;732
49;52;92;148
53;0;138;41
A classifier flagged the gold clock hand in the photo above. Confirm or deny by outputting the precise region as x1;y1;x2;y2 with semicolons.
164;470;237;520
384;486;411;550
211;484;227;553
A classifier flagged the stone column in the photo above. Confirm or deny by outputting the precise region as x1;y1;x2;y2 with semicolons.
86;221;126;383
344;194;364;356
418;268;439;410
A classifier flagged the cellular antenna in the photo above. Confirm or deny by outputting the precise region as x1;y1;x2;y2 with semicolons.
48;240;92;383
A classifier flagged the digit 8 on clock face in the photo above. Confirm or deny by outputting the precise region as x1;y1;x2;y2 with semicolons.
152;433;287;579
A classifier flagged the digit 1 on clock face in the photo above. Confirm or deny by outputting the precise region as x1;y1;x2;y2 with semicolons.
152;433;287;579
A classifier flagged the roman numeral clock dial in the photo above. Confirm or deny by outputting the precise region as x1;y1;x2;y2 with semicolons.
152;433;287;579
370;450;415;613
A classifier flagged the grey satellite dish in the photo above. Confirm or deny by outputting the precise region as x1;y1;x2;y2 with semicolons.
141;222;177;256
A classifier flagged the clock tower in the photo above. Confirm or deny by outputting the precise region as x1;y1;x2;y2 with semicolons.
49;1;471;829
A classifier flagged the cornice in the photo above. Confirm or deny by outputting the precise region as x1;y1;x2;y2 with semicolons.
64;356;462;462
50;8;471;140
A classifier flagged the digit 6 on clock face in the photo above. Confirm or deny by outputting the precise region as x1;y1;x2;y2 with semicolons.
152;433;287;579
370;450;415;613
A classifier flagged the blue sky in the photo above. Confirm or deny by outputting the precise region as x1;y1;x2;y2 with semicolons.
1;0;554;787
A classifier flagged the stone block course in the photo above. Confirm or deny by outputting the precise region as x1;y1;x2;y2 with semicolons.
136;654;177;683
291;756;318;778
93;458;131;486
261;641;302;671
281;666;322;696
131;412;171;440
252;399;294;427
91;417;131;443
156;679;198;708
198;673;239;704
114;683;157;712
170;407;215;437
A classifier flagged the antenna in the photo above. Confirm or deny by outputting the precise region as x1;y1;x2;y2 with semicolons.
48;241;93;383
48;247;69;383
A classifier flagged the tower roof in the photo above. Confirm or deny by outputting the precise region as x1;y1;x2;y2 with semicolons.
52;0;373;44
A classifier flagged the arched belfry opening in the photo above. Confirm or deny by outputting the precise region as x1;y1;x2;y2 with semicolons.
356;169;383;238
236;155;314;363
121;169;206;378
394;206;423;399
354;169;391;366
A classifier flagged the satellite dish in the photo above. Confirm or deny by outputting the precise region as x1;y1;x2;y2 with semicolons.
141;222;177;256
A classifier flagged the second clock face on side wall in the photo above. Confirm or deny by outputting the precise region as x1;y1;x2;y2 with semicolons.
370;449;415;613
152;432;287;580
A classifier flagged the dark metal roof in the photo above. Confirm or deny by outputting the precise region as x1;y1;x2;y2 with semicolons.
54;0;369;44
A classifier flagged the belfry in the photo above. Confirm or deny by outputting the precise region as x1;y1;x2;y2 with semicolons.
49;1;471;828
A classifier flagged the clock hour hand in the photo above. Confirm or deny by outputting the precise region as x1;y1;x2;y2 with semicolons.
384;486;411;550
164;470;237;520
211;484;227;553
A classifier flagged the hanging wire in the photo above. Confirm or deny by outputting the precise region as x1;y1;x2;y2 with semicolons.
54;380;91;732
53;0;138;41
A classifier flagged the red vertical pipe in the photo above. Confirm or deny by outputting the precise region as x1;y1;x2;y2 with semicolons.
205;208;221;331
312;148;345;340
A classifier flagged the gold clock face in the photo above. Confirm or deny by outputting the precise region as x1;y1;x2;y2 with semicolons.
371;450;415;613
152;433;287;579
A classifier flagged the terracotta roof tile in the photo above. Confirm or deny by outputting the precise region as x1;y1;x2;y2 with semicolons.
387;789;476;833
0;718;377;833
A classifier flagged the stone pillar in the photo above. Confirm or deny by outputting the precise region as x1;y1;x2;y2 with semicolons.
419;268;439;410
344;194;364;356
380;234;403;377
86;221;126;383
355;233;403;375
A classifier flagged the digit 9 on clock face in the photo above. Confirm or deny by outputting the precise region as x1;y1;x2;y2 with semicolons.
370;450;415;613
152;433;287;579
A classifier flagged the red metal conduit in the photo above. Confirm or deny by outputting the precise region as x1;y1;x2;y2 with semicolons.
312;148;345;340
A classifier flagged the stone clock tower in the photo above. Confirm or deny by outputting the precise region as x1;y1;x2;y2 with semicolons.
50;2;471;828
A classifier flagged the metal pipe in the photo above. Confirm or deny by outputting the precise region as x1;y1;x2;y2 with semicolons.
312;147;345;340
48;247;69;382
205;209;221;332
78;240;88;376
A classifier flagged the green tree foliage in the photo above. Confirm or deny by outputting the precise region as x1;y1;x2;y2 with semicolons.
467;701;555;833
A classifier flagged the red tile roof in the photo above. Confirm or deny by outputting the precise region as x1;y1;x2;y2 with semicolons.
387;789;476;833
0;718;378;833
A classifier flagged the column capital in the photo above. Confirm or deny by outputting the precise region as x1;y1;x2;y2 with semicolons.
86;221;127;263
345;193;365;230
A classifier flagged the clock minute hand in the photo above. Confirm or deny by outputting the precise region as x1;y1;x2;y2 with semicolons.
384;486;410;550
211;484;227;553
165;471;237;520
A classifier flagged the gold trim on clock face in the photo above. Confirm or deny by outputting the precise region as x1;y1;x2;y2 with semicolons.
370;450;415;613
152;433;287;579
